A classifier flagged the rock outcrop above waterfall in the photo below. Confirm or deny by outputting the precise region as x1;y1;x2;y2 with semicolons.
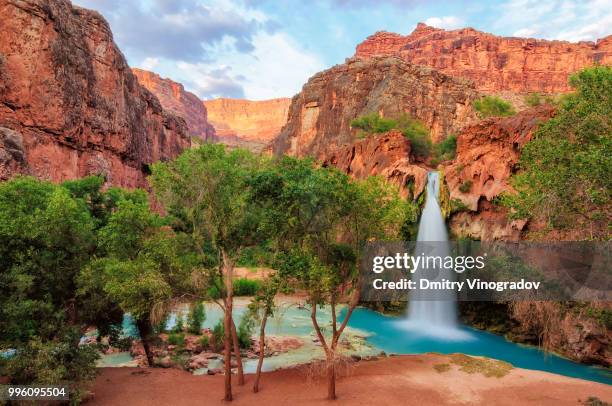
203;98;290;152
272;56;478;159
132;69;216;141
0;0;190;187
322;130;428;199
355;23;612;94
443;105;556;240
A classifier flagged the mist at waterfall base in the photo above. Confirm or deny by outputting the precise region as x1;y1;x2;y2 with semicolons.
399;171;470;341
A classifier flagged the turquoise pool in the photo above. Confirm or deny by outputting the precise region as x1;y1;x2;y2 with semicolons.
344;307;612;385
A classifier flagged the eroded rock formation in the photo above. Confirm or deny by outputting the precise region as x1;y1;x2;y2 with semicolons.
322;130;428;199
443;105;556;240
355;23;612;94
273;56;478;158
203;98;290;152
132;68;216;141
0;0;190;187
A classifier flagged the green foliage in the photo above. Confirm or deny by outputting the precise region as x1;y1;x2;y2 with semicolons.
167;332;185;347
187;302;206;334
236;244;274;267
173;314;185;333
198;335;209;349
473;96;516;118
459;180;473;193
433;134;457;162
501;66;611;237
233;278;262;296
350;113;432;157
211;320;225;351
237;313;255;348
524;93;558;107
350;113;397;133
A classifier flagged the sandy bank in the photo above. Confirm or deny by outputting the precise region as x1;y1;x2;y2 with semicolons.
88;354;611;405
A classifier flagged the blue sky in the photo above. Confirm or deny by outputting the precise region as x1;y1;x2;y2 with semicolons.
72;0;611;100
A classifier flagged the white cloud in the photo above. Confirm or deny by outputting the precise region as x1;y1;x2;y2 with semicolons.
173;32;325;100
140;57;160;70
513;28;538;37
424;16;464;30
497;0;612;41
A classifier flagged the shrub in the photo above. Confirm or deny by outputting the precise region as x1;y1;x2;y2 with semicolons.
398;115;431;158
173;314;184;333
237;313;255;349
433;134;457;161
474;96;515;118
211;320;224;351
525;93;558;107
187;302;206;335
236;245;273;267
350;113;397;133
198;335;209;349
233;278;262;296
167;332;185;347
459;180;473;193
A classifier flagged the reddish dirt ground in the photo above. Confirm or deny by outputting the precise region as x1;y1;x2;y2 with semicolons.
87;354;612;405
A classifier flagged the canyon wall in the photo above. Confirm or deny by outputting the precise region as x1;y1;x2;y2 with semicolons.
203;98;290;152
322;130;428;199
272;56;478;159
356;23;612;94
0;0;190;188
132;68;216;141
443;105;556;240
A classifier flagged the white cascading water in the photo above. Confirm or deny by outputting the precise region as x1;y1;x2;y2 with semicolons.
400;171;469;340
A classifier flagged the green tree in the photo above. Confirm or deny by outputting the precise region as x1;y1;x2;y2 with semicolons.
150;144;267;399
501;66;611;238
250;158;407;400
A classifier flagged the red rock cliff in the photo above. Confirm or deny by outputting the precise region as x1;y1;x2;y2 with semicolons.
203;98;290;152
356;23;612;93
272;56;478;158
132;68;216;141
0;0;190;187
442;105;556;240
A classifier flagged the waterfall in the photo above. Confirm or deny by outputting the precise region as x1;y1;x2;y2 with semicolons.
399;171;470;340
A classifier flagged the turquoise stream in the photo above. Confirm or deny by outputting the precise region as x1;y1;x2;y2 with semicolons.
117;303;611;385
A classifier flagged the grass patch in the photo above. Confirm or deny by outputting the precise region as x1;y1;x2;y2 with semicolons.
233;278;262;296
449;354;512;378
459;180;473;193
433;363;451;373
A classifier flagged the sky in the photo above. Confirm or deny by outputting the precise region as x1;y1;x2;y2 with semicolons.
72;0;612;101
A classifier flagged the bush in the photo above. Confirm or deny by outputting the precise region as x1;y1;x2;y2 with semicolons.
397;115;431;158
350;113;397;133
474;96;515;118
233;278;262;296
524;93;558;107
237;313;255;349
167;332;185;347
211;320;224;351
433;134;457;161
459;180;473;193
187;302;206;335
198;335;209;349
173;314;184;333
236;245;273;267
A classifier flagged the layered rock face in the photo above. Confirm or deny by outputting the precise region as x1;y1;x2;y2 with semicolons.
356;23;612;94
0;0;189;187
443;105;556;240
273;56;478;159
203;98;290;152
132;68;216;141
322;130;428;199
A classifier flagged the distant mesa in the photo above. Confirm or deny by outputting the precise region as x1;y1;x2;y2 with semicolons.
132;68;216;142
355;23;612;94
203;98;291;152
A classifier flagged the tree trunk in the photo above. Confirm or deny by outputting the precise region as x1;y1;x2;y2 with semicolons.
327;354;336;400
253;313;268;393
135;318;154;367
222;250;234;401
231;319;245;385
